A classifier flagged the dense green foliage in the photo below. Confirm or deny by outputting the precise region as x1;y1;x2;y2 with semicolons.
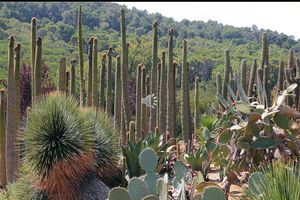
0;2;299;83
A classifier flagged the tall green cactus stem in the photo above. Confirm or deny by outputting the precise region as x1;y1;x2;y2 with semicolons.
100;54;106;110
194;76;200;137
92;38;99;108
66;71;70;95
114;55;122;130
70;59;77;96
87;37;94;107
277;60;285;92
141;66;148;137
159;51;167;135
296;58;300;111
222;49;230;99
34;37;42;98
263;65;271;107
77;5;84;107
31;17;37;104
167;29;176;138
0;89;6;187
145;75;151;136
120;8;132;130
241;59;247;92
181;40;192;143
286;49;297;107
106;47;113;115
156;63;161;127
248;59;257;97
135;64;142;140
6;35;17;182
149;21;158;133
257;68;263;87
260;32;269;78
216;73;222;95
128;121;135;144
58;58;66;92
121;105;127;145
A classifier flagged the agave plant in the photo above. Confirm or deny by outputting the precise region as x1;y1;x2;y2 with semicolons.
246;161;300;200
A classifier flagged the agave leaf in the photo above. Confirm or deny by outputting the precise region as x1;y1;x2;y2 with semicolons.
237;83;249;103
287;83;298;93
227;84;238;102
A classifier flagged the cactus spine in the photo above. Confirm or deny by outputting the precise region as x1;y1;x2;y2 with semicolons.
58;58;66;92
106;47;113;115
248;59;257;97
92;38;99;108
120;8;132;130
159;51;167;135
0;89;6;187
31;17;36;104
241;59;247;92
181;40;192;143
149;21;158;133
128;121;135;144
141;66;148;137
87;37;94;107
167;29;176;138
135;64;142;140
77;5;84;107
100;54;106;110
6;35;18;182
70;59;77;96
114;55;122;130
194;76;200;136
34;37;42;98
222;49;230;99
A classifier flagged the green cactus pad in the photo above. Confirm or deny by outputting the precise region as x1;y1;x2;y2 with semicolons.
252;137;277;149
128;178;151;200
248;172;267;197
156;178;168;200
174;160;189;181
109;187;131;200
193;194;203;200
202;187;226;200
139;148;158;172
274;112;292;129
142;195;159;200
144;172;159;195
237;136;252;150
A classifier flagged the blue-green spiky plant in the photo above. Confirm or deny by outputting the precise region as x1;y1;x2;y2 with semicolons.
23;91;94;199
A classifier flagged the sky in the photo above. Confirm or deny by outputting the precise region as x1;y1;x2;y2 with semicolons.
114;2;300;40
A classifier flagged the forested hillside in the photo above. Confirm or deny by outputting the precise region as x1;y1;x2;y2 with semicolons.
0;2;299;90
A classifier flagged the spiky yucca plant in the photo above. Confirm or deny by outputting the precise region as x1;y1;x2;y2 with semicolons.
23;91;94;199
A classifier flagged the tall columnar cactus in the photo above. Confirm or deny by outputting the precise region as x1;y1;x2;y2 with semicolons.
31;17;37;104
106;47;113;115
194;76;200;137
241;59;247;92
181;39;192;143
114;55;122;130
121;105;127;145
34;37;42;98
0;89;6;187
222;49;230;99
6;35;18;182
58;58;66;92
248;59;257;97
159;51;167;135
135;64;142;140
156;63;161;127
277;60;285;92
77;5;84;107
260;32;269;77
120;8;132;130
92;38;99;108
66;71;70;95
70;59;77;96
100;54;107;110
149;21;158;133
286;49;296;107
167;29;176;138
216;73;222;96
128;121;135;144
87;37;94;107
263;65;271;107
141;66;148;137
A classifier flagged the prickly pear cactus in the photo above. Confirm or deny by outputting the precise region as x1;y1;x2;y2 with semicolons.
128;178;151;200
139;148;158;172
142;195;159;200
202;187;226;200
156;178;168;200
108;187;131;200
